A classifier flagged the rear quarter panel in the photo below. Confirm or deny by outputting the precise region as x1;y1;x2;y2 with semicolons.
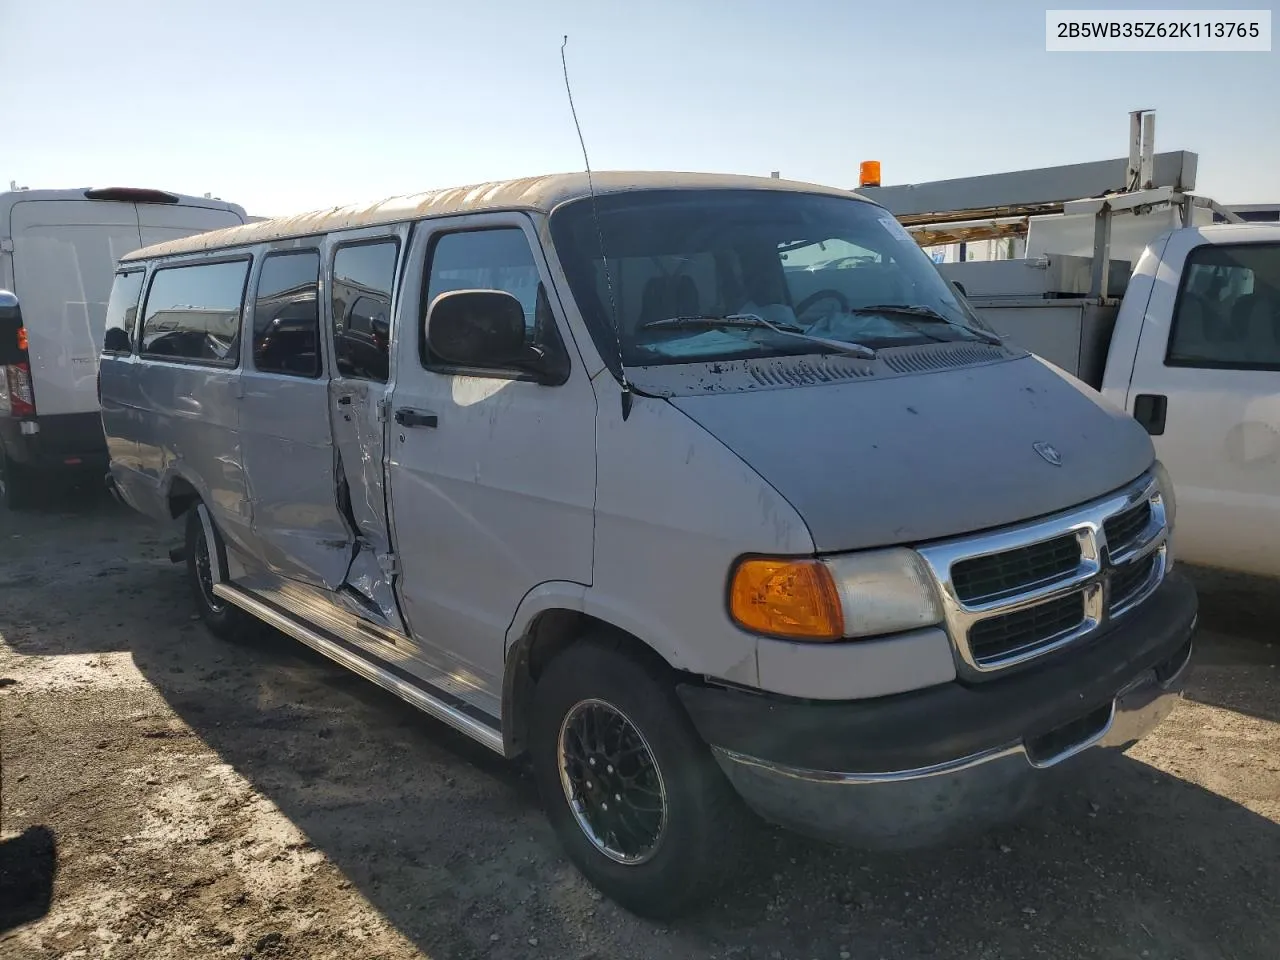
133;359;250;547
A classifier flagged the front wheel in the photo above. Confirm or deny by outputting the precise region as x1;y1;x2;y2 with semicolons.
530;637;748;918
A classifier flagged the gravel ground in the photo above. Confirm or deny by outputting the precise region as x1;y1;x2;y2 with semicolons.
1;492;1277;960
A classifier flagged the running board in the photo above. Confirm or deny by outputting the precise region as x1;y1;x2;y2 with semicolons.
212;582;505;755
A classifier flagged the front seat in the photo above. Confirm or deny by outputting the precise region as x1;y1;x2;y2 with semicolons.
637;275;700;328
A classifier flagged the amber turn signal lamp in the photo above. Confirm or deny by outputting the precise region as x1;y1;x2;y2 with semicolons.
729;558;844;641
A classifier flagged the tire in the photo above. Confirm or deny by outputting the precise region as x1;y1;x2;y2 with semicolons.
0;448;36;510
530;636;748;918
185;506;256;641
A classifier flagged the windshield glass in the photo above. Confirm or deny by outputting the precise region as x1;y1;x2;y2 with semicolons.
549;189;993;368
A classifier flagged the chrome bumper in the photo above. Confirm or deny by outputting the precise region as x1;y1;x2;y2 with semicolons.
713;640;1192;849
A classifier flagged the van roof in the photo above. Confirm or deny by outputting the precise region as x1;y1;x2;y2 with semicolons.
1;188;246;222
120;171;867;263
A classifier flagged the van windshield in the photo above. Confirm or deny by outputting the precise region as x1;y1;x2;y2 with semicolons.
549;189;993;369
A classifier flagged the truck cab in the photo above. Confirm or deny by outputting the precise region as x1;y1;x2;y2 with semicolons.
1101;223;1280;577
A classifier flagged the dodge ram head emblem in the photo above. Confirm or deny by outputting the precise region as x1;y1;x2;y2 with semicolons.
1033;441;1063;466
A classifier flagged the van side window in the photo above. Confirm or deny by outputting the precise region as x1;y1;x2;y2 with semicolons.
141;259;249;366
332;241;398;383
253;251;321;377
422;228;566;371
1167;243;1280;370
103;270;146;355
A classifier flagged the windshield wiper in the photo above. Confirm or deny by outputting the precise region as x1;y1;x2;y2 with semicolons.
642;314;877;359
853;304;1003;345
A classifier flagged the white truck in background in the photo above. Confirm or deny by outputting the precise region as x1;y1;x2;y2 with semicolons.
0;186;247;507
862;112;1280;579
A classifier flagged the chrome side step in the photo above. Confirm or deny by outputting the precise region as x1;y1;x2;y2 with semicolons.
212;582;505;755
248;575;501;719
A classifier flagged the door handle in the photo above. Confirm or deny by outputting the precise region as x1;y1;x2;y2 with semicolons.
337;395;353;406
394;408;438;428
1132;394;1167;436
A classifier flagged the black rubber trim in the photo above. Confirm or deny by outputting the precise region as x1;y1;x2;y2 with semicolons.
246;590;502;730
677;573;1197;773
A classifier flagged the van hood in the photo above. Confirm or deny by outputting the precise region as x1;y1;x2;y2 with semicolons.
668;354;1154;552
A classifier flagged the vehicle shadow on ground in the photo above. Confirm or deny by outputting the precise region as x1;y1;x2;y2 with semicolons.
2;539;1278;958
1183;566;1280;725
0;826;58;934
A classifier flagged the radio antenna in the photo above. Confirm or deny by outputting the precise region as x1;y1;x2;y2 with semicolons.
561;34;632;419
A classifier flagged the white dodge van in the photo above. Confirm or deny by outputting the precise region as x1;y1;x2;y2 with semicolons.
0;187;246;507
100;173;1196;917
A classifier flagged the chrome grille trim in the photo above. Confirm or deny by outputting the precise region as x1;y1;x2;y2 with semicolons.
917;473;1169;677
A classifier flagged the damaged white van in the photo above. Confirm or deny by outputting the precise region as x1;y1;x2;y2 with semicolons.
100;173;1196;917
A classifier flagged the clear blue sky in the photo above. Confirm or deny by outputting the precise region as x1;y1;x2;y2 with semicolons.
3;0;1276;216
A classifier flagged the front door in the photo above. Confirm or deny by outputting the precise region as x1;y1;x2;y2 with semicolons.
1125;232;1280;576
324;228;409;629
386;214;596;697
239;244;352;588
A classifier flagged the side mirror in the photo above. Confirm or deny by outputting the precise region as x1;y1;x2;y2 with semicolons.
103;328;133;353
426;289;544;378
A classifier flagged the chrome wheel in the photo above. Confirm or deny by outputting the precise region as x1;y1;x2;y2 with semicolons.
193;520;226;614
557;698;668;865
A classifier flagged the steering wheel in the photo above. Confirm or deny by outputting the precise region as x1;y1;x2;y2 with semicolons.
795;288;850;316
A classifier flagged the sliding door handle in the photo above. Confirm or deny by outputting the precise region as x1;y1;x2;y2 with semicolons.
394;408;438;428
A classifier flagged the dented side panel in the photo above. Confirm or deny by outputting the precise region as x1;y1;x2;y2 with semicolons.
240;369;352;588
322;224;411;630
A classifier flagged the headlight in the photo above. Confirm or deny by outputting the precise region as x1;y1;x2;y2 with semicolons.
729;549;943;642
1151;460;1177;530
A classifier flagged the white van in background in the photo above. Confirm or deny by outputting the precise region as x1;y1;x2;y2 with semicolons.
0;187;247;507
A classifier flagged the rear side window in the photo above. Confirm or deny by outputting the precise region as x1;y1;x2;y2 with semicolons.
102;270;146;355
332;240;398;382
252;251;321;377
141;259;250;366
1167;243;1280;370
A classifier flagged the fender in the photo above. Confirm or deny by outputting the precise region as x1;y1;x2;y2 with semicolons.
504;579;759;685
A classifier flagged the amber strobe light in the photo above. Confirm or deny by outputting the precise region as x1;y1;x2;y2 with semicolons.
859;160;881;188
729;558;844;640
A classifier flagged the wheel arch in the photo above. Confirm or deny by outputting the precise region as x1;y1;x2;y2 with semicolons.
502;595;681;758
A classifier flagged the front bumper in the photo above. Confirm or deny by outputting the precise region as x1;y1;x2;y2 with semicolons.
679;574;1197;848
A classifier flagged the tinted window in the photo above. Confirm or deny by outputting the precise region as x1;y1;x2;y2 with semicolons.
332;241;397;382
253;251;321;377
141;259;249;365
423;228;565;370
1168;243;1280;370
103;270;146;355
426;229;541;328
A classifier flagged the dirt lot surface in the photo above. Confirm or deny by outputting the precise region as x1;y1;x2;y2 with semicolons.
1;494;1277;960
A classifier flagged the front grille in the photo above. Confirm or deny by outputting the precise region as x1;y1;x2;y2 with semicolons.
918;472;1169;677
1104;501;1151;556
951;534;1081;603
967;592;1086;664
1109;553;1156;611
